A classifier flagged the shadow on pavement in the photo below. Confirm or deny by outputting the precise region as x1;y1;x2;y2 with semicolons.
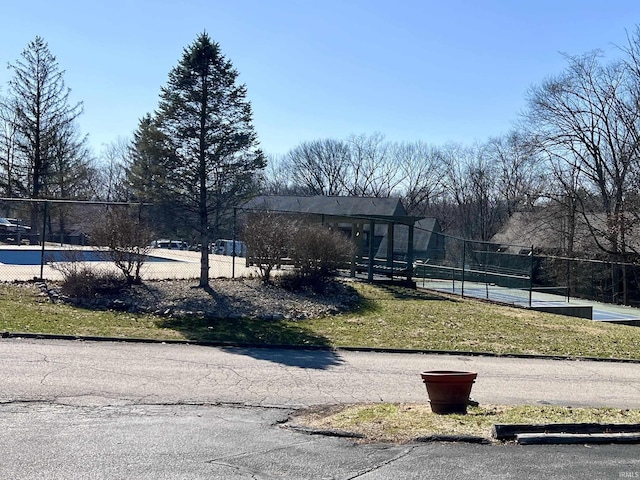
220;346;344;369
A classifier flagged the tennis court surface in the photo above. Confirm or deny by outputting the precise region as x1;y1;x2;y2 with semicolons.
419;278;640;326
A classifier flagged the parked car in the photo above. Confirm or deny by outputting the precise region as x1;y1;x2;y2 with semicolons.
0;217;31;233
150;239;188;250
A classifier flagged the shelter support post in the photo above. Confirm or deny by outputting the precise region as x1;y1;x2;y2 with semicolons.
368;220;375;282
387;222;394;277
350;223;357;277
406;223;414;283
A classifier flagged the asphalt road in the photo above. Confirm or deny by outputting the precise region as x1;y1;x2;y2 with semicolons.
2;337;640;409
2;338;640;479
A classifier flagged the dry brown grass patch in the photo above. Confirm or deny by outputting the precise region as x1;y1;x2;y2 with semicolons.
290;403;640;444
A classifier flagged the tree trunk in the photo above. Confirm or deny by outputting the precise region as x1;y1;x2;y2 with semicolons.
199;236;209;288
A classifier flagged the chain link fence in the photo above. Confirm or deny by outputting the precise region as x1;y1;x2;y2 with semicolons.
411;226;640;308
0;198;253;283
409;230;534;305
3;196;637;308
535;255;640;307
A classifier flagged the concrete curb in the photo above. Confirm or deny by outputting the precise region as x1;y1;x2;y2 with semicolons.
286;422;491;444
516;432;640;445
493;423;640;445
414;434;491;444
288;423;640;445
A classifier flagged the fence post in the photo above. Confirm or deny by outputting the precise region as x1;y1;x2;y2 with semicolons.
566;257;571;303
350;223;357;278
461;239;466;298
591;260;595;301
39;200;47;280
529;245;533;307
388;222;395;278
484;242;489;300
232;207;237;279
623;261;628;305
368;220;375;282
406;222;414;284
611;261;617;304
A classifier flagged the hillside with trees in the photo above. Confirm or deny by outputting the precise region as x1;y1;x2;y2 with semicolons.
4;28;640;271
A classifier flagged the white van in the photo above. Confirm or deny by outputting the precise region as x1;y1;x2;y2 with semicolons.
213;239;246;257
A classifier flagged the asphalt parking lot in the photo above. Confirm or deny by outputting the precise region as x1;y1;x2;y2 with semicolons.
2;338;640;479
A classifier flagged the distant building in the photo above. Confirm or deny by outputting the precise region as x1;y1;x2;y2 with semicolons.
240;195;443;283
490;208;640;256
376;217;444;262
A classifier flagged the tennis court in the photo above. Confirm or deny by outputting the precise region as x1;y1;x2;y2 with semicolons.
419;277;640;326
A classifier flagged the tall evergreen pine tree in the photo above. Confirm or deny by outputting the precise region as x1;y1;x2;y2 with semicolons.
155;32;265;287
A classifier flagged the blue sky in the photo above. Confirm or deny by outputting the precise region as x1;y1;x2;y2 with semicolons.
1;0;640;156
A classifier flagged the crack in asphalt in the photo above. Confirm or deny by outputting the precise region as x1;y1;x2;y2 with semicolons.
204;438;316;462
31;350;72;387
343;445;417;479
0;398;295;412
203;459;273;479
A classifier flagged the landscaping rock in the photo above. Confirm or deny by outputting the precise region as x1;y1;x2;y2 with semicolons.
44;277;360;321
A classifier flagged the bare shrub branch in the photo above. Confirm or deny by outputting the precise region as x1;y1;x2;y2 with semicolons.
243;211;296;283
90;208;154;284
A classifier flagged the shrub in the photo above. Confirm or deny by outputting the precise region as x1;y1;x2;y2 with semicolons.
289;223;354;278
89;208;154;284
276;270;332;294
54;262;125;298
244;210;355;287
243;211;296;283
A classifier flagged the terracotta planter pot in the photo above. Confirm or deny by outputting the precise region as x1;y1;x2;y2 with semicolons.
420;370;477;414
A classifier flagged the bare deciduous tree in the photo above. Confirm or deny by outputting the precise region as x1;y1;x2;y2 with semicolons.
526;50;640;257
260;153;296;194
96;137;131;202
285;139;350;196
484;131;544;215
345;133;398;197
243;210;293;283
439;143;503;240
393;140;445;216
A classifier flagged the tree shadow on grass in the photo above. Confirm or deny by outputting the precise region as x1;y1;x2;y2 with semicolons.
350;293;379;315
156;315;330;346
69;280;352;369
375;283;459;302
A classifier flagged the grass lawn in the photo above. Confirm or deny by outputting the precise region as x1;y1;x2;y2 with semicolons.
0;283;186;340
2;281;640;359
292;403;640;444
307;284;640;359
